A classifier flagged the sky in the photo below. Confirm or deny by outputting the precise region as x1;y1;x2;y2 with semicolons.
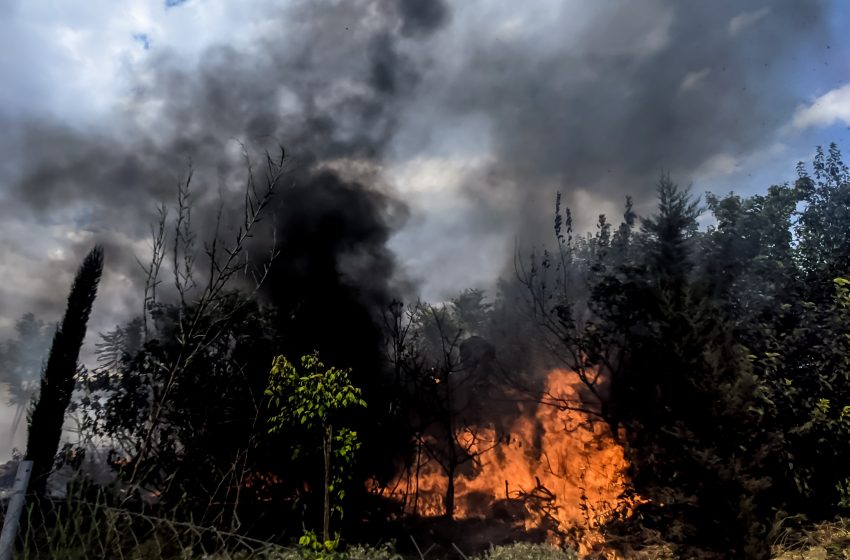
1;2;850;457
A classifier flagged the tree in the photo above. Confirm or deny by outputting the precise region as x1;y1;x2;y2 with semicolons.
701;148;850;524
77;295;280;529
26;245;104;495
795;143;850;285
73;150;283;517
125;151;282;491
521;178;789;558
450;289;492;336
417;304;471;520
387;301;500;520
265;352;366;543
0;314;52;448
586;181;785;558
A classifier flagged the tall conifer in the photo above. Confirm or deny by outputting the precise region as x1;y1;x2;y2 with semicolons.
26;246;104;495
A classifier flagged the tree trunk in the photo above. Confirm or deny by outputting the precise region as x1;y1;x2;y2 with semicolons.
413;437;422;516
323;423;332;543
443;366;456;520
445;464;455;519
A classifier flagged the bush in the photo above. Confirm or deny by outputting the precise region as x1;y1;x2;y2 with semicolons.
476;542;578;560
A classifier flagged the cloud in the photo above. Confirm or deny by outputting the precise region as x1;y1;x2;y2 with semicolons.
680;67;712;92
693;142;790;188
695;153;741;179
398;0;450;36
416;0;826;248
791;83;850;130
385;155;505;301
728;7;771;37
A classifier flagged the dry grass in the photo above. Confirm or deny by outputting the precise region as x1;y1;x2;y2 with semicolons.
3;491;292;560
1;490;586;560
476;542;578;560
771;519;850;560
8;490;850;559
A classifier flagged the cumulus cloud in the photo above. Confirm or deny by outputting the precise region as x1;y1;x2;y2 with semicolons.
791;83;850;130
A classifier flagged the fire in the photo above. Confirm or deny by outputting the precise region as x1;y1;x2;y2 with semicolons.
378;369;634;551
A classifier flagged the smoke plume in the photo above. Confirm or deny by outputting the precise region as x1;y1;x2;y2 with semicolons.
0;0;833;340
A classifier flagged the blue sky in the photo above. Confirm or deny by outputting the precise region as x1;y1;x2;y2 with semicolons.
692;1;850;195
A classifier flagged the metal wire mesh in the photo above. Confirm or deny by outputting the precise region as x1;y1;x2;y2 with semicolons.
2;491;294;560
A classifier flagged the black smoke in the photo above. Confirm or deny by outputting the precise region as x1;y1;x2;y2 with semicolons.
1;0;449;340
0;0;834;338
263;169;407;374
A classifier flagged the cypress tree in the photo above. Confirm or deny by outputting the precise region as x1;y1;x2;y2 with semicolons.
26;246;104;495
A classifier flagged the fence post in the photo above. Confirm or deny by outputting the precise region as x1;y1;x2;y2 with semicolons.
0;460;33;560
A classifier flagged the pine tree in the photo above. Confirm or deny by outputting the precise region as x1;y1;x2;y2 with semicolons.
26;246;104;495
589;180;777;558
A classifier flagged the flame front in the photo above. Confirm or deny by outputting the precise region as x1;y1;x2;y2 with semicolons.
379;368;633;550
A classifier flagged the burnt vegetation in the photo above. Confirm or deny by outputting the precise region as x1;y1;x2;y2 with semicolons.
4;143;850;560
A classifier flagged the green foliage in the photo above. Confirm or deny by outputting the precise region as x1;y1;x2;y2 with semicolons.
837;479;850;512
580;179;779;558
296;529;340;560
266;352;367;433
265;352;366;540
796;143;850;279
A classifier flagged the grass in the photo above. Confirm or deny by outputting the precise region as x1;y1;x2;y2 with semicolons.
1;487;580;560
9;488;850;559
772;519;850;560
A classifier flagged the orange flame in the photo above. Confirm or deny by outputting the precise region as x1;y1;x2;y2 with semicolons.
377;369;634;552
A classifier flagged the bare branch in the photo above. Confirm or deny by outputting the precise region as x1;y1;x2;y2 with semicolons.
126;145;287;492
